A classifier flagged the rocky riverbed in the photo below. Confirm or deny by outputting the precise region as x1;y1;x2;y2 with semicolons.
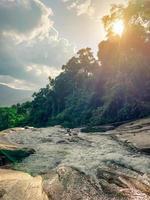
0;118;150;199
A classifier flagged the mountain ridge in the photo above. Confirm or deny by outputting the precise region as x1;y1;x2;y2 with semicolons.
0;84;33;107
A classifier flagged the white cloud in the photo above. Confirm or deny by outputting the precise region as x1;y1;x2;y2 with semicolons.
0;0;53;43
63;0;127;19
26;64;61;79
0;32;75;90
0;0;75;91
63;0;95;17
15;27;75;67
76;0;94;16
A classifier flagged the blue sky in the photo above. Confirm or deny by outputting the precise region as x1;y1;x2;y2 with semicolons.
0;0;127;92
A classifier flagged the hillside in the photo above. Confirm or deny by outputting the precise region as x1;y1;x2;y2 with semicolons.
0;84;33;107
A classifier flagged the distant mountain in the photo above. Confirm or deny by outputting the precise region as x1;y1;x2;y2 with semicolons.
0;84;33;107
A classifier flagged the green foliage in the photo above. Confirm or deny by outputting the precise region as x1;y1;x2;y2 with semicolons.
0;0;150;130
0;102;31;131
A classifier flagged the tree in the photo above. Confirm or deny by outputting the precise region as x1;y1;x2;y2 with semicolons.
95;0;150;123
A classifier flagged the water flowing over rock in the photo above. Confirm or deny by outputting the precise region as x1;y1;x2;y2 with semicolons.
0;118;150;199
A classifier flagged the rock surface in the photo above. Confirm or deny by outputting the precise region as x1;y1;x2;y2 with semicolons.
109;118;150;154
0;118;150;199
0;166;149;200
0;169;48;200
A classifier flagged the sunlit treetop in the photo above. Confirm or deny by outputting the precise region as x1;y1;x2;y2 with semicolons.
98;0;150;69
102;0;150;40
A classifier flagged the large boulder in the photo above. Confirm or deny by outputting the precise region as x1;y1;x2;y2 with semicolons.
0;169;48;200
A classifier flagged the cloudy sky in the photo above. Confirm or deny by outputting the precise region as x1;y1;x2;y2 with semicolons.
0;0;127;93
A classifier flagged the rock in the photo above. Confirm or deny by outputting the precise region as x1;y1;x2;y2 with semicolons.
96;168;150;199
0;118;150;176
56;140;69;144
24;126;32;129
0;166;149;200
0;118;150;199
81;125;115;133
43;166;103;200
140;148;150;155
0;167;102;200
0;143;35;166
110;118;150;155
0;169;48;200
40;138;53;143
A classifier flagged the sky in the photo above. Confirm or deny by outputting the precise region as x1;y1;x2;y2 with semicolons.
0;0;127;94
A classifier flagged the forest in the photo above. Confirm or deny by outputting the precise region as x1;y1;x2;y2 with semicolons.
0;0;150;130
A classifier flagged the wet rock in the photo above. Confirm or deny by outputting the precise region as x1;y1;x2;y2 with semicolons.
0;143;35;166
24;126;34;130
140;148;150;155
56;140;69;144
81;125;115;133
40;138;53;143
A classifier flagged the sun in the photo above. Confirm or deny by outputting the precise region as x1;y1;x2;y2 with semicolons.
112;20;124;36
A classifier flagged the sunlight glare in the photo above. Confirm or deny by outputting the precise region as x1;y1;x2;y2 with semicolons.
112;20;124;36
